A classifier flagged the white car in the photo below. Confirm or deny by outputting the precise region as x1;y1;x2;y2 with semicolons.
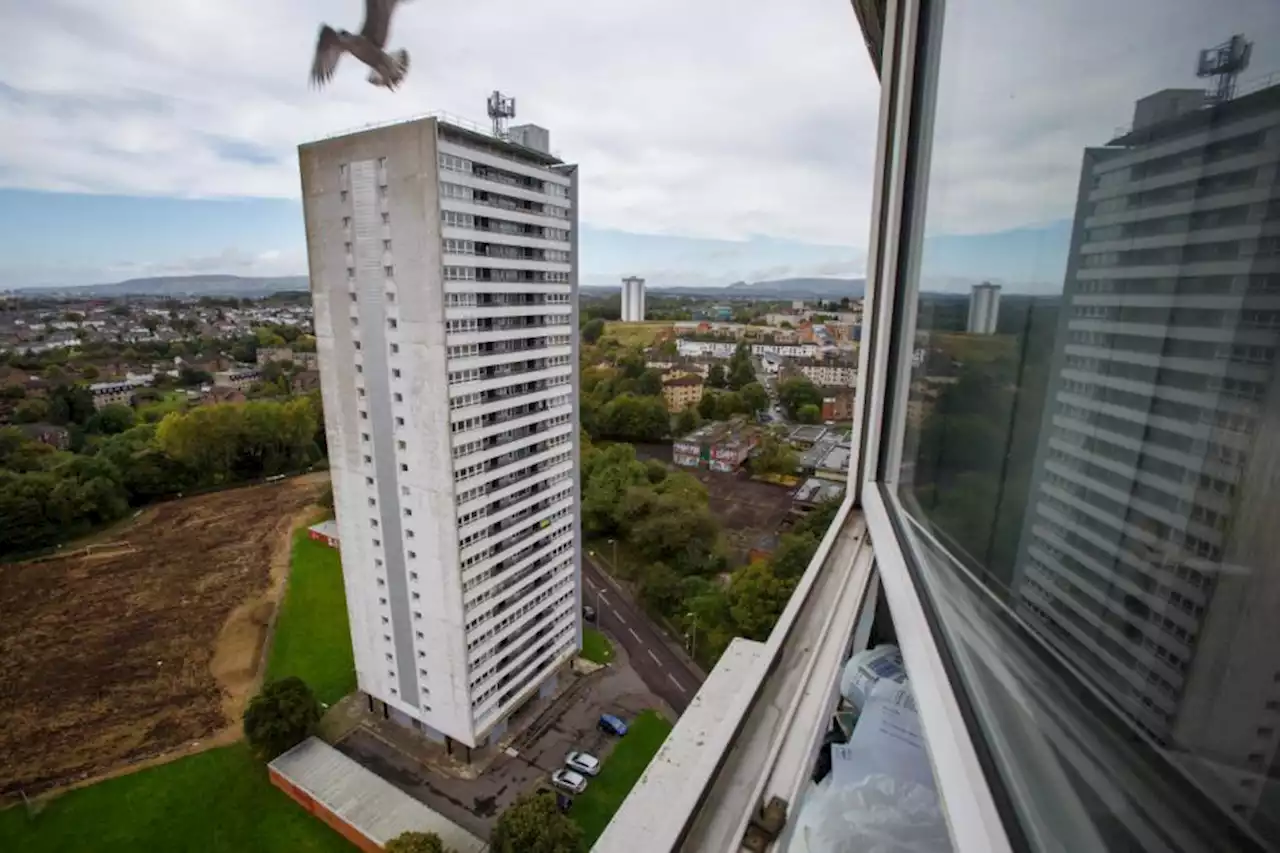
551;768;588;794
565;751;601;777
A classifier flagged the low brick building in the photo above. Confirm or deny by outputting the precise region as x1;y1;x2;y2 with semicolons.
673;418;761;473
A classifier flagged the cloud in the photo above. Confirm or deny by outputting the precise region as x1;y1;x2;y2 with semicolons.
0;0;880;247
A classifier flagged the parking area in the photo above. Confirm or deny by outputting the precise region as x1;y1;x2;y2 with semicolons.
334;645;666;839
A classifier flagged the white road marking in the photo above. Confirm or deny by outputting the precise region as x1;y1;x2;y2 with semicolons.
668;674;685;692
648;649;663;666
629;627;642;643
612;610;626;626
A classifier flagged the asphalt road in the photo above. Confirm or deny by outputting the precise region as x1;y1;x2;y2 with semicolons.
582;557;705;714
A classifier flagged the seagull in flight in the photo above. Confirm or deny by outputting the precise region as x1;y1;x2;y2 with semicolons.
311;0;412;91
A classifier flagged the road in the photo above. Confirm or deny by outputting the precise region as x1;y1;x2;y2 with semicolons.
582;557;705;714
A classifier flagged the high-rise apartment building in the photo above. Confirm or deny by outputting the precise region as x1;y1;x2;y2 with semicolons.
1014;82;1280;814
300;114;581;750
621;275;646;322
966;282;1001;334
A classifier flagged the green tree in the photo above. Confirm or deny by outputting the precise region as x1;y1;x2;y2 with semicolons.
644;458;668;484
727;343;755;390
638;561;684;613
386;831;452;853
80;365;100;381
771;532;820;580
674;406;700;436
177;367;213;387
707;364;727;388
0;384;26;400
13;398;50;423
797;403;821;424
86;403;137;435
727;561;795;640
750;433;798;477
778;376;823;419
582;317;606;344
740;381;769;415
491;791;582;853
243;677;321;760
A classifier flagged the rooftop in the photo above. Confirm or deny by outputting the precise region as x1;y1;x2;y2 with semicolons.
301;112;566;167
270;738;488;853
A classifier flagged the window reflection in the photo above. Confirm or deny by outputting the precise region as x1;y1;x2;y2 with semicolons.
893;0;1280;846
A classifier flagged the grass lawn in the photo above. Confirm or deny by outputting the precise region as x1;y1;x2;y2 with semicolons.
0;743;354;853
580;627;614;664
571;710;673;847
265;526;356;706
603;321;672;348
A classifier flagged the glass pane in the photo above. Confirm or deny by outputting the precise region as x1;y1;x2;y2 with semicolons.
890;0;1280;848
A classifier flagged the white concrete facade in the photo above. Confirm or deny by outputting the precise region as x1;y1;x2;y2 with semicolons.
301;116;581;749
966;283;1001;334
621;276;646;322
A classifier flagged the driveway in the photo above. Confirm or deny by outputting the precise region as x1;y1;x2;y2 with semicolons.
335;647;664;839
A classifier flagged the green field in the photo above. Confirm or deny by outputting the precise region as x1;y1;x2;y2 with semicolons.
603;321;672;348
580;627;614;664
571;710;673;846
265;526;357;706
0;743;354;853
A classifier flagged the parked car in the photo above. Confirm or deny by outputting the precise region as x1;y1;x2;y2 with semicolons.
598;713;629;736
551;768;588;795
565;750;601;776
582;604;597;622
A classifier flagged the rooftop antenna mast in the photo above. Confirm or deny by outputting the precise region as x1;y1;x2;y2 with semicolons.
486;90;516;139
1197;35;1253;103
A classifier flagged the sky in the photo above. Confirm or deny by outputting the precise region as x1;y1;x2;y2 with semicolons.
0;0;1275;293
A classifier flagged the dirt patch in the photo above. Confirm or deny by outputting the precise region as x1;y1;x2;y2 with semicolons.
0;474;327;799
691;469;796;562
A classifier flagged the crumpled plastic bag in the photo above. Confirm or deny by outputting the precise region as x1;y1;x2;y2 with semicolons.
787;773;953;853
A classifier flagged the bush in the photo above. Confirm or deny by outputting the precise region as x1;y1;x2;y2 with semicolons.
243;677;321;760
386;831;451;853
491;790;582;853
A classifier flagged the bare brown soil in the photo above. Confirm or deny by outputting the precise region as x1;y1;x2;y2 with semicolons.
690;469;797;560
0;474;326;798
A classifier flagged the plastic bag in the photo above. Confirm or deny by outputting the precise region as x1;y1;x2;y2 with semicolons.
787;773;952;853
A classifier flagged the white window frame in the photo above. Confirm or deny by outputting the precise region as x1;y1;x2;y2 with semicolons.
595;1;1011;850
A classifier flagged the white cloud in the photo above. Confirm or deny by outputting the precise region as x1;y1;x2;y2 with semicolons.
0;0;881;246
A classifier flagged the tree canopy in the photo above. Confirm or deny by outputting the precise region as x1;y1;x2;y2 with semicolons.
778;376;823;419
490;791;582;853
243;677;321;760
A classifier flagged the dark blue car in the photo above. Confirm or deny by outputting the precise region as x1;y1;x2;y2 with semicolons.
598;713;628;736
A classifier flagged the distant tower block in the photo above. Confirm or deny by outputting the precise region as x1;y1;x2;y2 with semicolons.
621;276;646;322
967;282;1001;335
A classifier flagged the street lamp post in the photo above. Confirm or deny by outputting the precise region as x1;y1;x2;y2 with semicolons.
686;612;698;660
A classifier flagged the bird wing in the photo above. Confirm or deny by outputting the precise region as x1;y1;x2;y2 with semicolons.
360;0;399;48
310;24;346;87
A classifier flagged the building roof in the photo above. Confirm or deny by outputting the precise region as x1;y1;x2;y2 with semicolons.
794;477;846;504
270;738;488;853
663;375;703;388
817;443;852;473
309;520;340;540
677;419;757;447
788;425;828;444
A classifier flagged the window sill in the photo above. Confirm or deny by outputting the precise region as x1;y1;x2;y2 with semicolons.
594;503;873;852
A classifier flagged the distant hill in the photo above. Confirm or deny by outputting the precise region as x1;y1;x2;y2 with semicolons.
15;275;310;298
582;276;866;301
21;272;863;301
